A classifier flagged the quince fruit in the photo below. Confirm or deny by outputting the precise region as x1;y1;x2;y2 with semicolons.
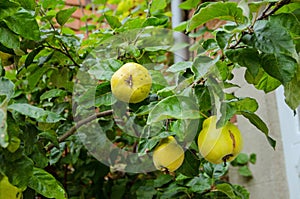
153;136;185;172
110;62;152;103
197;116;243;164
0;176;22;199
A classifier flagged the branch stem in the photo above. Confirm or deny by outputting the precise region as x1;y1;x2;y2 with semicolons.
46;110;113;151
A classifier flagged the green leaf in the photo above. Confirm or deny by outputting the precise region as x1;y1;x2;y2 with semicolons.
24;46;44;68
159;183;187;199
241;111;276;149
149;70;169;92
179;0;201;10
235;153;249;165
0;0;20;20
0;109;8;148
252;20;297;57
216;31;231;49
28;65;49;89
87;59;123;81
150;0;167;13
95;93;115;107
7;136;20;153
260;53;297;84
232;184;250;198
0;78;14;148
121;18;145;30
104;14;122;29
30;145;49;168
28;167;67;199
142;17;168;27
238;165;253;177
136;181;157;199
153;174;173;188
56;7;77;26
176;150;200;177
50;67;73;91
229;97;258;113
276;2;300;14
147;96;200;124
215;183;237;199
270;13;300;37
4;155;34;189
225;48;260;76
173;21;188;31
38;131;59;148
166;61;193;73
40;89;67;101
4;8;40;40
138;131;175;154
284;68;300;110
188;2;246;32
14;0;36;10
245;68;281;93
186;175;211;193
249;153;256;164
8;103;65;123
0;26;20;49
192;56;219;79
0;77;14;103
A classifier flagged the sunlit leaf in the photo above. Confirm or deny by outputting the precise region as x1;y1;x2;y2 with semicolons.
147;96;200;124
40;89;67;101
4;8;40;40
150;0;167;13
216;183;238;198
179;0;201;10
188;2;246;31
28;167;67;199
104;14;122;29
0;0;20;20
8;103;65;123
14;0;36;10
56;7;77;26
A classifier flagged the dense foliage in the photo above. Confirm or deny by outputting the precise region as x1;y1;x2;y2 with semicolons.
0;0;299;198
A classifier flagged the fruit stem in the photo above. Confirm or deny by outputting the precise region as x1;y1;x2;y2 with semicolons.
222;154;233;167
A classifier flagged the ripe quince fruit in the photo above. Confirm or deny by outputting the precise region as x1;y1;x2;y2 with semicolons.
197;116;243;164
153;136;185;172
110;62;152;103
0;176;22;199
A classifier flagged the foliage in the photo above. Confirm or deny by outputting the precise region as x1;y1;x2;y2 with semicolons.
0;0;299;198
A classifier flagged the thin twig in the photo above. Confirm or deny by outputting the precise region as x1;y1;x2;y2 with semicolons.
40;8;81;67
257;0;291;20
46;110;113;151
229;0;290;49
60;42;81;67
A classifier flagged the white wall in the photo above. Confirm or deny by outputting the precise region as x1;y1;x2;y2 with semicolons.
276;86;300;199
229;68;290;199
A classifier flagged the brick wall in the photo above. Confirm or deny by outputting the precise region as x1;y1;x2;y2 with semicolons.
64;0;96;33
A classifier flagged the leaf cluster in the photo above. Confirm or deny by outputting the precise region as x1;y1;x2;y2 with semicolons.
0;0;299;198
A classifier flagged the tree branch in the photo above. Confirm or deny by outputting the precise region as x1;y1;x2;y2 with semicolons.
257;0;291;20
46;110;113;151
229;0;291;49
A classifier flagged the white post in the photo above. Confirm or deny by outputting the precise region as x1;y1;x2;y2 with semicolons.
171;0;189;63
